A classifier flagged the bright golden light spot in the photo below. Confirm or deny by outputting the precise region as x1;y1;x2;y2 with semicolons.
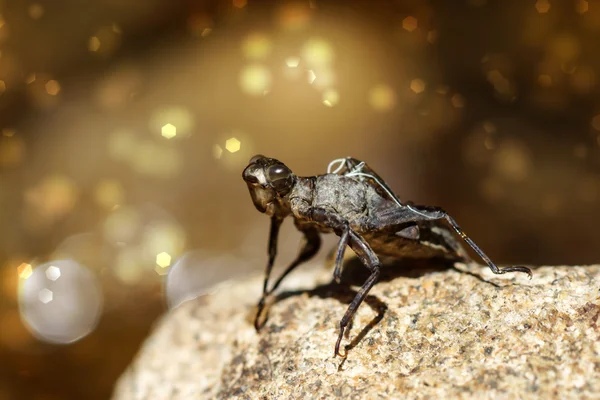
28;3;44;20
25;73;36;84
242;33;272;60
45;80;60;95
427;30;438;44
0;80;5;94
451;93;466;108
538;74;552;87
286;57;300;68
112;23;122;34
151;107;193;138
201;28;212;37
575;0;588;14
322;89;339;107
410;78;426;94
402;16;418;32
233;0;247;8
239;64;272;96
95;179;124;209
307;70;316;84
0;14;5;29
17;263;32;280
156;252;172;268
161;123;177;139
2;128;15;137
535;0;551;13
213;144;223;159
89;36;101;52
225;137;241;153
302;38;334;67
591;115;600;131
368;84;396;112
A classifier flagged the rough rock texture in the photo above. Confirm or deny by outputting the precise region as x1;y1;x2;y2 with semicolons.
112;262;600;399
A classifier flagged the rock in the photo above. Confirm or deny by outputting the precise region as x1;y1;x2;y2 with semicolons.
112;262;600;399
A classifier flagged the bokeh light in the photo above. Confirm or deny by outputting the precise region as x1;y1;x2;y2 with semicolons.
165;251;239;309
402;16;418;32
19;260;103;344
28;4;44;20
369;84;396;111
17;263;33;280
102;205;186;285
410;78;426;94
285;56;301;68
45;80;60;95
225;137;241;153
161;123;176;139
150;106;194;139
239;64;272;96
24;175;79;226
94;179;124;209
322;88;339;107
242;33;272;60
302;38;334;67
535;0;551;14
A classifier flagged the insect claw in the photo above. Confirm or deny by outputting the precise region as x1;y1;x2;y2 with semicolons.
333;272;342;284
254;298;267;332
500;265;533;279
334;327;348;358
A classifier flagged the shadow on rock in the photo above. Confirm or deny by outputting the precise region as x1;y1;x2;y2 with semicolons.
257;257;470;357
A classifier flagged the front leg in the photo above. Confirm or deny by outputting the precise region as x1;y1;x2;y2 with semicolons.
255;216;283;331
255;225;321;331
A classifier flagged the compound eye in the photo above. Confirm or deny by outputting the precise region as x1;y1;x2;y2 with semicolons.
267;164;292;192
249;154;265;164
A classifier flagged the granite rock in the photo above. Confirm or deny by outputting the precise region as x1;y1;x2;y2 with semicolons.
112;262;600;399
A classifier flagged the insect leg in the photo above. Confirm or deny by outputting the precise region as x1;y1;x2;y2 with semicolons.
299;207;383;357
333;227;350;283
254;216;283;331
380;205;532;278
334;230;381;358
255;226;321;330
266;227;321;296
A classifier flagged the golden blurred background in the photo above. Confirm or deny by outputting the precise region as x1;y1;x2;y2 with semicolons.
0;0;599;398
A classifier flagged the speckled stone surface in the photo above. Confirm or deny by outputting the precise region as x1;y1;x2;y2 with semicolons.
112;263;600;399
